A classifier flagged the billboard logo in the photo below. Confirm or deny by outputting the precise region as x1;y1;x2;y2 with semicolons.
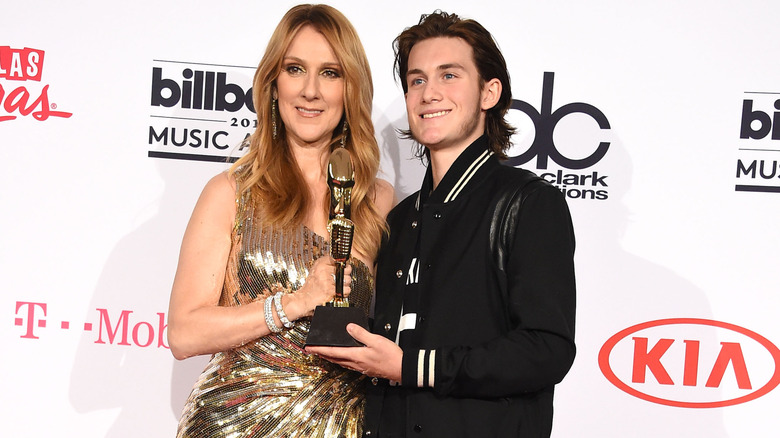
0;46;72;122
147;60;255;163
735;93;780;193
740;99;780;140
151;67;254;113
599;318;780;408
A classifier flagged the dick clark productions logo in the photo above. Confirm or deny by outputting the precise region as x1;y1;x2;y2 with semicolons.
508;72;611;201
0;46;72;122
599;318;780;408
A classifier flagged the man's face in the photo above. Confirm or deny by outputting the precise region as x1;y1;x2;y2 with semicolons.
404;37;487;155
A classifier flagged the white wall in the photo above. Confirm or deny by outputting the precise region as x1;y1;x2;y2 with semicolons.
3;1;779;436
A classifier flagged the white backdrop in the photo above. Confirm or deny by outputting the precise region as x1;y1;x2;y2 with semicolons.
3;1;779;437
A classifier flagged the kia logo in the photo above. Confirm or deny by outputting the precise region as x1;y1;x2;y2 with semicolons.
599;318;780;408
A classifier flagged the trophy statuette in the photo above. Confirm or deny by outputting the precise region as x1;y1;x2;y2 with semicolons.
305;147;369;347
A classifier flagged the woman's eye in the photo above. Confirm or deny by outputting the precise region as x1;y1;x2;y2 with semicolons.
285;65;304;75
322;69;341;78
410;78;425;86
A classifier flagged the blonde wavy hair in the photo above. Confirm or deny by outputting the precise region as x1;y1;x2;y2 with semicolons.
229;4;385;258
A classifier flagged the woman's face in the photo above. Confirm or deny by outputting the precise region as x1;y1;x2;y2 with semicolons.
276;25;345;150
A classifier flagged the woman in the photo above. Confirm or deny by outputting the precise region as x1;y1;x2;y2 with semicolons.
167;5;394;437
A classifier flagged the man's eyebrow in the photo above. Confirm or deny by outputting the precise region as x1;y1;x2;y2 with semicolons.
406;68;424;78
438;63;465;71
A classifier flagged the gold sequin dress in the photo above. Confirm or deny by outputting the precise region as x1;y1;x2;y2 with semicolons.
176;195;372;438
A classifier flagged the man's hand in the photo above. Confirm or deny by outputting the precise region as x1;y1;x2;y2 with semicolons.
307;323;403;383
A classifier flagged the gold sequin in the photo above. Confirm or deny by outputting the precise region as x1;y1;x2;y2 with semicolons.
177;196;373;438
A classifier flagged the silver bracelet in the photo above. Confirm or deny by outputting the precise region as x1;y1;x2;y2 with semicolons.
273;292;294;329
264;296;283;333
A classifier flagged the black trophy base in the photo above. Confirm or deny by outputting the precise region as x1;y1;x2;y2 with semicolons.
305;305;368;347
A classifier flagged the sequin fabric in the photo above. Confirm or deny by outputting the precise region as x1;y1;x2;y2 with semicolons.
176;195;373;438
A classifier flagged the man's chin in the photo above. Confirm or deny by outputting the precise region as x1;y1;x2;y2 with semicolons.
410;132;445;149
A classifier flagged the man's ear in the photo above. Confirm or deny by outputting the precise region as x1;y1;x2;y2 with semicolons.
481;78;502;111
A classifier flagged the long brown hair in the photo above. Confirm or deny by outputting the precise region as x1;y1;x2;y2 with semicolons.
394;10;515;159
230;4;385;258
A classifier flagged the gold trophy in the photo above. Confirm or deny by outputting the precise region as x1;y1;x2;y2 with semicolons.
305;147;369;347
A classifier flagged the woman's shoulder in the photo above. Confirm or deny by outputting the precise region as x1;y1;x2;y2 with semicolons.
203;171;237;195
193;171;239;215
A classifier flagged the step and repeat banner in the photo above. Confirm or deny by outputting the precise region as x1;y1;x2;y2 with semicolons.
3;1;779;436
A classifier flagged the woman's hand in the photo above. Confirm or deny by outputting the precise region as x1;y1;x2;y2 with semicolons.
283;257;352;319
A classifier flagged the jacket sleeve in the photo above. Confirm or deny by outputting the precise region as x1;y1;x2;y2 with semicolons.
400;183;577;397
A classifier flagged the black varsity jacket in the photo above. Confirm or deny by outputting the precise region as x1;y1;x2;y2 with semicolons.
363;135;577;437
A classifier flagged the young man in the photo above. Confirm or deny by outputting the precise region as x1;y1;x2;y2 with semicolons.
309;11;576;437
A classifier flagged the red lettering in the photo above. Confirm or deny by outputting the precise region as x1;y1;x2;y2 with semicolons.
6;86;33;115
0;84;12;121
0;46;44;81
157;312;169;349
95;309;132;345
24;49;43;81
0;47;70;121
683;340;700;386
0;47;6;77
632;337;674;385
706;342;753;390
132;321;154;347
15;301;47;339
0;83;72;122
94;309;169;348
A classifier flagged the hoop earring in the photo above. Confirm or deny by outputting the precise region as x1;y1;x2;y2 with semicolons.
272;98;278;140
340;119;349;147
